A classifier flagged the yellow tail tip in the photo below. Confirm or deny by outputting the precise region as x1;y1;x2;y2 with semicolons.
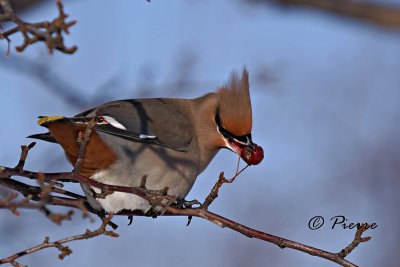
37;116;65;126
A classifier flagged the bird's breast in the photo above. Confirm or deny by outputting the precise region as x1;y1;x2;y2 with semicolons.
81;137;200;213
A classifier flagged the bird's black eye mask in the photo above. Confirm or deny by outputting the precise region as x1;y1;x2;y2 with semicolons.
215;112;252;146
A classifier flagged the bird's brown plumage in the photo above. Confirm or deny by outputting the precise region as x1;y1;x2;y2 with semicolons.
45;120;117;177
216;69;252;137
29;68;261;214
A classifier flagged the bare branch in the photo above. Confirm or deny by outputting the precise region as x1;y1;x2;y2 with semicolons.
0;143;372;266
337;224;372;259
73;120;96;174
201;160;249;210
15;142;36;171
0;215;118;265
0;0;77;55
200;172;227;210
249;0;400;28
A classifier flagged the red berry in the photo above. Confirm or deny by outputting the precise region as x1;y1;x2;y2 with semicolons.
241;144;264;165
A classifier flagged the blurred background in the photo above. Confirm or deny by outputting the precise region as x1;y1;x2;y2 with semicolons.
1;0;399;266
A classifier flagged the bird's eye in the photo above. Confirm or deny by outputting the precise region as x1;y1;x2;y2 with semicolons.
215;113;251;145
234;135;248;143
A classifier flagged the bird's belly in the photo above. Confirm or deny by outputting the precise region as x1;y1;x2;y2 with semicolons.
81;152;198;214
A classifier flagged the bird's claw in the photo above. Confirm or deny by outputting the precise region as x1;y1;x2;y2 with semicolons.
172;198;202;209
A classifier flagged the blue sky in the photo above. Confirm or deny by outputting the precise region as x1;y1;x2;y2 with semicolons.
1;1;399;266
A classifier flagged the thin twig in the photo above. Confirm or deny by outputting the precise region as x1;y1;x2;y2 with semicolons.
0;167;174;201
201;172;226;210
200;164;248;210
160;205;359;267
337;224;372;259
0;178;91;223
73;119;96;173
0;215;118;265
0;0;77;55
14;142;36;171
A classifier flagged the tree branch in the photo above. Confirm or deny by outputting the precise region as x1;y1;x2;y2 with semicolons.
249;0;400;28
0;215;118;266
0;139;371;266
337;224;371;259
0;0;77;55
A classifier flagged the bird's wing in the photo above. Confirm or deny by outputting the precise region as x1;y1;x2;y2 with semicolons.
80;98;193;152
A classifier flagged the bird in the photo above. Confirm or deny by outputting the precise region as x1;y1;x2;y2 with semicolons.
29;69;264;215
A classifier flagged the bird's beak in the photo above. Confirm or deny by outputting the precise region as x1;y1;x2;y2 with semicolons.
226;137;264;165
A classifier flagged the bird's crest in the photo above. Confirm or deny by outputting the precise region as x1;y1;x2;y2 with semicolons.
217;68;252;136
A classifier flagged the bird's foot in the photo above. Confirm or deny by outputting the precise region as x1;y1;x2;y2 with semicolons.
172;198;202;209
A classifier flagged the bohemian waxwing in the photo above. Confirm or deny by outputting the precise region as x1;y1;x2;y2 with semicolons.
29;69;264;215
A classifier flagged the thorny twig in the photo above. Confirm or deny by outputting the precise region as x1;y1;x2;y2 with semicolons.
0;0;77;55
337;224;372;259
0;192;74;225
0;215;118;266
200;158;249;210
0;142;91;225
0;192;30;216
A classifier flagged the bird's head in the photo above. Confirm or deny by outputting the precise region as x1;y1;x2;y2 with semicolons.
215;69;264;165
